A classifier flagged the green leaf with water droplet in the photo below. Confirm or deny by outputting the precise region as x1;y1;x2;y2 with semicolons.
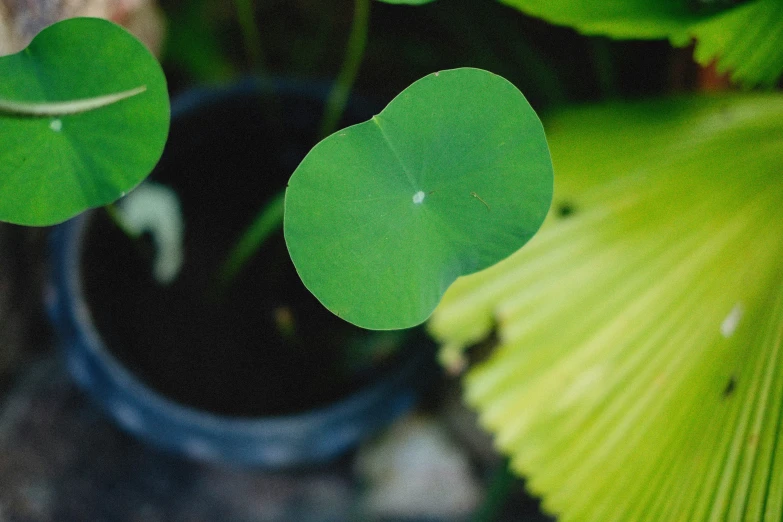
284;68;553;330
0;17;169;226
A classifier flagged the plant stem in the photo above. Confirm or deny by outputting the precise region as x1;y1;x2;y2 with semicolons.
234;0;265;72
472;460;517;522
317;0;371;139
216;190;286;291
233;0;282;123
214;0;370;295
589;37;618;100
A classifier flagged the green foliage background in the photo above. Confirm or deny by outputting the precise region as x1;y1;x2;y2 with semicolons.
500;0;783;87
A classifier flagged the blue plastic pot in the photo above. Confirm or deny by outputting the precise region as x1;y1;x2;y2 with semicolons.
46;79;434;467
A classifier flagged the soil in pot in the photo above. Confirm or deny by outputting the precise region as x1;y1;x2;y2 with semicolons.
80;85;419;417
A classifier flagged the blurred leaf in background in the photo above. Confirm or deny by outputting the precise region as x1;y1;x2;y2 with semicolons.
163;0;240;83
499;0;783;87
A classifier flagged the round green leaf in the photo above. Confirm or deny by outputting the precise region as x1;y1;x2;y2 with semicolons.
0;17;170;226
285;68;553;330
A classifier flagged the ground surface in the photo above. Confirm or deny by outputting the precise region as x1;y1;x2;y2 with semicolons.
0;354;553;522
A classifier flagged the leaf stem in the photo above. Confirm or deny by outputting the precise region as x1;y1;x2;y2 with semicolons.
471;460;517;522
233;0;283;125
215;190;286;292
0;86;146;117
213;0;371;295
589;38;618;100
317;0;371;139
234;0;266;72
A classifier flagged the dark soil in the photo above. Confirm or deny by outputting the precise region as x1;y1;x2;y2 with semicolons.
81;84;409;416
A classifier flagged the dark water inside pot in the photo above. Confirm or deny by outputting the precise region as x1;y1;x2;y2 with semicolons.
81;86;407;416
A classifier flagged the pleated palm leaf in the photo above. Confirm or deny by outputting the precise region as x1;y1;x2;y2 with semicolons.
498;0;783;88
430;93;783;521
